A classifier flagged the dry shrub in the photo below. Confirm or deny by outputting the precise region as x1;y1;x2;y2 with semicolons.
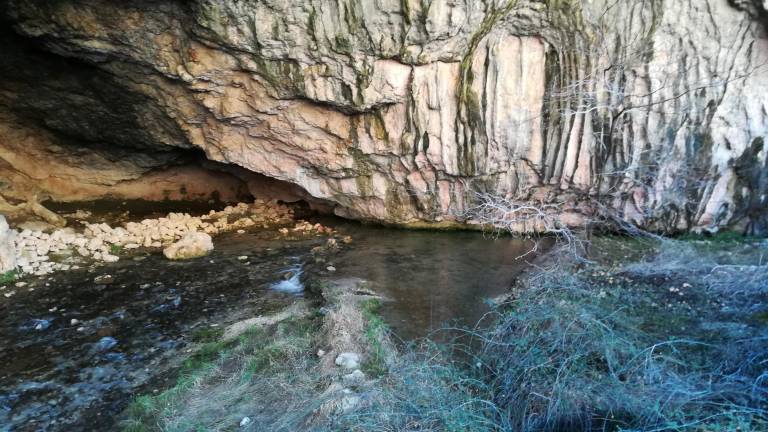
478;239;768;431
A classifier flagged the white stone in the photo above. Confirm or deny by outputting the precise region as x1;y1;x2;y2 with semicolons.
0;215;16;273
335;352;361;370
163;232;214;260
102;254;119;263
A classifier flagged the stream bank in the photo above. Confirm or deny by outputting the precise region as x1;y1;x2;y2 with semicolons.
0;201;542;431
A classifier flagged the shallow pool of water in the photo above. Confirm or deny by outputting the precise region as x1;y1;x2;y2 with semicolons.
326;221;546;340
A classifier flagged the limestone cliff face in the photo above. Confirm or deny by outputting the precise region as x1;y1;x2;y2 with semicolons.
0;0;766;232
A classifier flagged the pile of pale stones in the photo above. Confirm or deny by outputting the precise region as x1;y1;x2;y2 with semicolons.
279;220;336;236
5;200;296;277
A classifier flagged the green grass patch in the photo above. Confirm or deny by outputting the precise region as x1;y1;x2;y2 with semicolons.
238;318;315;378
120;315;320;431
182;340;234;371
110;244;124;255
0;270;16;285
190;326;224;343
360;298;389;377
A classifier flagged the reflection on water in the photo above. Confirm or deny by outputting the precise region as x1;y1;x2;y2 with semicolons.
330;222;549;340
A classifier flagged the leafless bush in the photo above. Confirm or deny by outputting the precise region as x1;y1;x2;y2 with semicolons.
476;252;768;432
705;265;768;307
461;192;589;261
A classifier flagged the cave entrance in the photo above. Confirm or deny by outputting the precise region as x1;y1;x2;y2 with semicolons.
1;140;332;227
0;27;332;227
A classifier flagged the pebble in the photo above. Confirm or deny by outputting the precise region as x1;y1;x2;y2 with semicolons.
335;352;361;370
33;319;51;331
95;336;118;351
326;266;336;272
342;369;365;386
239;417;252;427
93;275;114;284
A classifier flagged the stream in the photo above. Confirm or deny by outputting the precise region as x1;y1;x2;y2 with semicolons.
0;211;540;431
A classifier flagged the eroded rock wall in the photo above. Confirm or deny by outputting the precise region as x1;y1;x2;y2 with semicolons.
1;0;766;232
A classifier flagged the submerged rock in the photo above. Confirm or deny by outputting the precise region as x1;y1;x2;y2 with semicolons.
94;336;118;352
163;232;213;260
33;319;50;331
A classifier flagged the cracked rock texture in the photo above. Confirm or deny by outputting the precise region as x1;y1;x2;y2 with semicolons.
0;0;766;232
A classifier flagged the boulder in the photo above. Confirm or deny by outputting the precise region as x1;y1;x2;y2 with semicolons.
0;215;17;273
162;232;213;260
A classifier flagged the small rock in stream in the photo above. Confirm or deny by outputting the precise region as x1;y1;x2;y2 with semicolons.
94;336;118;352
33;319;51;331
93;274;114;284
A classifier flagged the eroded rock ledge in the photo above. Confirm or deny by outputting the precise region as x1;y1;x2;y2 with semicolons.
1;0;766;233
